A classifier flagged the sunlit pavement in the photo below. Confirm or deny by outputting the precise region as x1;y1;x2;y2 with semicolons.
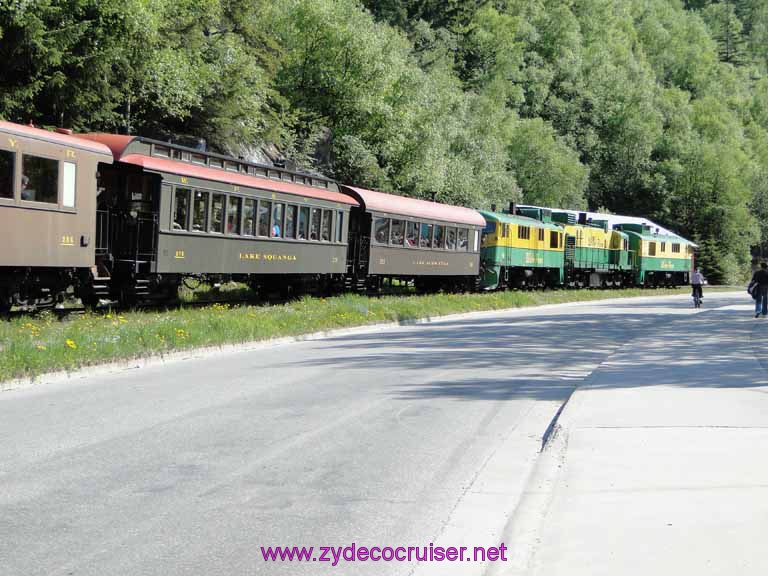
492;295;768;576
0;292;759;576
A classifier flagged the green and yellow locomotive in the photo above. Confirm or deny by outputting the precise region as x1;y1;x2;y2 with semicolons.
479;207;694;290
614;223;694;286
478;209;564;290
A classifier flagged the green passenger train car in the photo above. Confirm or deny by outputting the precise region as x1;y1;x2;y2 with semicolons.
478;210;565;290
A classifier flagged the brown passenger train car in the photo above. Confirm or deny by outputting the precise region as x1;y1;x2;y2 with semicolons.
0;121;113;310
341;186;485;292
80;134;358;300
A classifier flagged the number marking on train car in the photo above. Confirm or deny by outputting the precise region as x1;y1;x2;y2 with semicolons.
60;235;75;246
174;250;185;259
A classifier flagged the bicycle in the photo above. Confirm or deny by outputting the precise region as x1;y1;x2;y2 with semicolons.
692;285;703;308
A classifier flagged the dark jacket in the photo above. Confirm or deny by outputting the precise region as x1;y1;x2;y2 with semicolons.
751;269;768;288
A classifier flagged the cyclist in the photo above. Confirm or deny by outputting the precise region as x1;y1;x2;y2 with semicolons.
691;268;704;307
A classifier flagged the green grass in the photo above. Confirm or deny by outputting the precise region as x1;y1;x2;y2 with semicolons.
0;286;736;383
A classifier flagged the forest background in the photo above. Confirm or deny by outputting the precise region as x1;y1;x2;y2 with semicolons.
1;0;767;282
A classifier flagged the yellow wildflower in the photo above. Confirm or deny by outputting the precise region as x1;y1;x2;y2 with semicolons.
65;339;77;350
36;344;46;351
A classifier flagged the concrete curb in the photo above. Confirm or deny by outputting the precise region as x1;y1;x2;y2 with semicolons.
1;291;743;394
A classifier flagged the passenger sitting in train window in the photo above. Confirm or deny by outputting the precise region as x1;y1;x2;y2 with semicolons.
20;175;32;200
272;222;281;237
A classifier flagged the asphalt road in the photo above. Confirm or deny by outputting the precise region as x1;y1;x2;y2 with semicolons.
0;292;746;576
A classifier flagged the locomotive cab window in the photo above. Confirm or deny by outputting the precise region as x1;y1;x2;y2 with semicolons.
22;155;58;204
0;150;14;199
649;242;657;256
661;242;666;252
672;243;681;253
549;230;559;249
227;196;242;235
211;194;225;233
173;188;191;230
538;228;545;242
374;218;390;244
517;226;530;240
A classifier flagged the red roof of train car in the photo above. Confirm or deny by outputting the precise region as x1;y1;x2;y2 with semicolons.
340;185;486;227
0;121;113;157
80;134;358;206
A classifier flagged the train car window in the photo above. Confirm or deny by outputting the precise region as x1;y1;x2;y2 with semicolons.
171;149;182;160
672;243;680;253
0;150;14;199
661;242;666;252
446;228;457;250
517;226;530;240
272;203;284;237
210;194;225;233
649;242;656;256
154;145;170;158
406;221;419;247
473;230;480;252
374;218;390;244
310;208;322;240
321;209;332;241
22;155;58;204
258;200;271;236
298;206;310;239
285;205;297;239
227;196;242;234
538;228;545;242
209;157;223;169
225;161;239;172
549;231;558;249
336;211;344;243
191;153;206;165
390;219;405;246
243;198;256;235
192;190;209;231
62;162;77;208
624;239;629;251
433;225;445;249
420;223;433;247
173;188;191;230
458;228;468;251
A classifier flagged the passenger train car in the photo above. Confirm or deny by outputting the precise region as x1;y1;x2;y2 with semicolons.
0;120;694;311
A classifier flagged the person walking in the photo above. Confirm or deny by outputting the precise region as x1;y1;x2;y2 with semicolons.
749;262;768;318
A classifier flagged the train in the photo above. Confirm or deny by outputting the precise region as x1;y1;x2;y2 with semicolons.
0;120;695;312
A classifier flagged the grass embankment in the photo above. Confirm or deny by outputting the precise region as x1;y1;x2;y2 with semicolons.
0;287;734;383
